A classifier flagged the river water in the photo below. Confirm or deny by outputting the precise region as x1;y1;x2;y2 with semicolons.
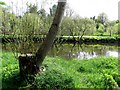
1;43;119;60
48;43;119;60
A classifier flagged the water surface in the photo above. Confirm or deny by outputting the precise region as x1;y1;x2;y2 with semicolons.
48;44;119;60
2;43;119;60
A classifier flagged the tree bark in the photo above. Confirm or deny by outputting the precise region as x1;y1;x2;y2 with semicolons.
19;0;66;78
19;54;36;78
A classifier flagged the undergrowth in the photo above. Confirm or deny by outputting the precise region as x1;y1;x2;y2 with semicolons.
1;52;120;89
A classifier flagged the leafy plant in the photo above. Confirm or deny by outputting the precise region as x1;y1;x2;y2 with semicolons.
36;70;75;89
103;74;118;88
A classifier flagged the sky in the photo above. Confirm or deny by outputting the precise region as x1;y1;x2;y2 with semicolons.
1;0;120;20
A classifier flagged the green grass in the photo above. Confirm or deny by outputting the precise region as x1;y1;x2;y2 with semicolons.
1;52;120;89
42;56;119;88
58;36;119;42
1;35;119;42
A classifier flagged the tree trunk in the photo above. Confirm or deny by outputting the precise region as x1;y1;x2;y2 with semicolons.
19;0;66;79
19;54;36;79
35;1;66;70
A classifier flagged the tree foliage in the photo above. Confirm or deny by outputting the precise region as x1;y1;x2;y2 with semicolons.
97;12;108;25
49;4;57;16
60;17;96;36
0;1;6;6
1;2;119;37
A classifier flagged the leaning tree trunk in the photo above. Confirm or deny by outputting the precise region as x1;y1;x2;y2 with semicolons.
19;0;66;80
35;0;66;70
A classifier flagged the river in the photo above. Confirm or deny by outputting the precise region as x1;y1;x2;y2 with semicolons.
1;43;119;60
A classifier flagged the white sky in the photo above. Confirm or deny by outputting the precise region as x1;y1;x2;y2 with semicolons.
1;0;119;20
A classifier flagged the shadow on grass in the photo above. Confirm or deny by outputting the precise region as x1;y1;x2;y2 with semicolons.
2;73;22;89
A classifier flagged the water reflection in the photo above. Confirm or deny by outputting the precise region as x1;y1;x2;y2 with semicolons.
1;43;119;60
49;44;119;60
67;50;118;60
106;51;118;57
77;51;97;60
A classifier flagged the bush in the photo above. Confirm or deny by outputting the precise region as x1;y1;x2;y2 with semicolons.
36;70;75;89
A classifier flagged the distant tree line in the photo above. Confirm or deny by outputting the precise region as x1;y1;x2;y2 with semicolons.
0;2;119;37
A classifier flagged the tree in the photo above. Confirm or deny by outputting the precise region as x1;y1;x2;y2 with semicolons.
49;4;57;16
26;4;38;14
19;0;67;81
38;8;46;17
96;23;105;36
0;1;6;6
60;17;76;36
106;21;118;36
65;4;74;17
0;3;16;35
97;12;108;25
60;17;96;37
96;12;108;33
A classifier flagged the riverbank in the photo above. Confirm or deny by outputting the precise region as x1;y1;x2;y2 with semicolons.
1;52;120;89
1;35;119;45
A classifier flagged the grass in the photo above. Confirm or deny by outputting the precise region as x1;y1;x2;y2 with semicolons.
1;35;120;44
42;56;119;88
1;52;120;89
